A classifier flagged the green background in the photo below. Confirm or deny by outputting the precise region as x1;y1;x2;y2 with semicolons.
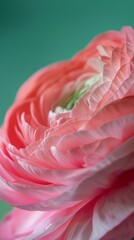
0;0;134;221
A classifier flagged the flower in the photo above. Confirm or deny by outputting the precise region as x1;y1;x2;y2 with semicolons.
0;26;134;239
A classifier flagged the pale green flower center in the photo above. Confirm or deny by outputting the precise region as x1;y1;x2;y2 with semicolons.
60;75;99;110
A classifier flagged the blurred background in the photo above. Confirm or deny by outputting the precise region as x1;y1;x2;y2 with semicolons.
0;0;134;220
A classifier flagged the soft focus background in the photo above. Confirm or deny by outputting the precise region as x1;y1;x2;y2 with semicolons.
0;0;134;220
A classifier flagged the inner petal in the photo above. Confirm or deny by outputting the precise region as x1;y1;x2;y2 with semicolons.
58;74;100;111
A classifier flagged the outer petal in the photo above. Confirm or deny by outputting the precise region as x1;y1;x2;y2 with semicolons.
62;180;134;240
0;179;133;240
0;200;86;240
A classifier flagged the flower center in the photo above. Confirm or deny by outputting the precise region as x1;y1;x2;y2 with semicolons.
60;75;99;110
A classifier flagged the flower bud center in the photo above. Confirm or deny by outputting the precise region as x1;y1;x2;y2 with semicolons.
60;75;99;110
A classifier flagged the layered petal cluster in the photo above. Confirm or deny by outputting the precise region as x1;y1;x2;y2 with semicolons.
0;182;134;239
0;26;134;239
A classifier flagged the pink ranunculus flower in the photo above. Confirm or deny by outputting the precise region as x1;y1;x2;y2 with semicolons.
0;26;134;239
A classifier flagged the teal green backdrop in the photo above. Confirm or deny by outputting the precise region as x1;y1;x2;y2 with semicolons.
0;0;134;220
